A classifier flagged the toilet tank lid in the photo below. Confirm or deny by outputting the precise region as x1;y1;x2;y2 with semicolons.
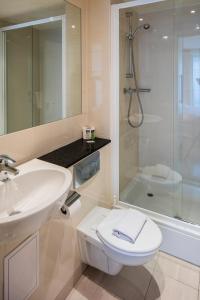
77;206;110;238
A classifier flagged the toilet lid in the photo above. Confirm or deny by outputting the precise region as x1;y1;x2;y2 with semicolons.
96;209;162;254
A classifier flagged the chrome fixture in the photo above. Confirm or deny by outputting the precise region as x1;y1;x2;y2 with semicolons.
124;88;151;94
127;23;150;42
0;155;19;182
61;190;80;215
125;12;151;128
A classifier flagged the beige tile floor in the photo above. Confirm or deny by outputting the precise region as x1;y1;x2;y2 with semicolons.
66;252;200;300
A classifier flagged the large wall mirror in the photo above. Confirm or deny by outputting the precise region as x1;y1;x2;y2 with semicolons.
0;0;82;135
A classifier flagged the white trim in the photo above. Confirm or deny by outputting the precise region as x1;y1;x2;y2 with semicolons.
112;0;166;9
62;15;67;119
0;32;6;135
3;32;7;134
0;15;63;32
111;5;120;205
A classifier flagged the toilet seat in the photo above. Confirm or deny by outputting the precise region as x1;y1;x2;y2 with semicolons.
77;206;162;270
96;208;162;265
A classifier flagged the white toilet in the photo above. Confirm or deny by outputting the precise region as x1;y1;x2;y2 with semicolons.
77;206;162;275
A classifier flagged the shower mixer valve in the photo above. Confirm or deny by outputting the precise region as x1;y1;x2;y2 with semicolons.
124;87;151;94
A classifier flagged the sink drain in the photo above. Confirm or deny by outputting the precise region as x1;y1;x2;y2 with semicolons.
147;193;154;197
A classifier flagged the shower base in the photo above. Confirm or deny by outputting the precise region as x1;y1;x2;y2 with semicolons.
119;180;200;265
120;179;200;225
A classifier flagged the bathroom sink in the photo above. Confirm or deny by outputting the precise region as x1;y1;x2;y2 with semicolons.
0;159;72;243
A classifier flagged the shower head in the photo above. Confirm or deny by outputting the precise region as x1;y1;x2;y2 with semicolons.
125;11;150;38
131;23;151;39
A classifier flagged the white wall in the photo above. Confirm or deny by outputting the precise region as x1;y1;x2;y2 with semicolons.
0;0;113;299
65;2;82;118
86;0;111;139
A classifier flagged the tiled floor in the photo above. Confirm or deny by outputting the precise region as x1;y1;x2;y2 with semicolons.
66;252;200;300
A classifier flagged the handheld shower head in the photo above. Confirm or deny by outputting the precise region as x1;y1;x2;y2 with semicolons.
130;23;151;39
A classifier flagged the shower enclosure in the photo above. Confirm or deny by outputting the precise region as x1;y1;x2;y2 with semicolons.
112;0;200;229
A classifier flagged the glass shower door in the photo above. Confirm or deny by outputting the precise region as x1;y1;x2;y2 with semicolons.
119;0;176;218
119;0;200;226
174;0;200;224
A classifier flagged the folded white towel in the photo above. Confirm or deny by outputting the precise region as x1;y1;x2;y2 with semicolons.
112;209;146;244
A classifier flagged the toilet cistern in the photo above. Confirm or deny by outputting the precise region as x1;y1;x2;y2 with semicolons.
0;155;19;182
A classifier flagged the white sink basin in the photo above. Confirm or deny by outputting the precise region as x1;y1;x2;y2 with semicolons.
0;159;72;243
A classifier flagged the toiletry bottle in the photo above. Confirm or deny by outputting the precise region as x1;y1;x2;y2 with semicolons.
91;127;95;140
82;127;91;140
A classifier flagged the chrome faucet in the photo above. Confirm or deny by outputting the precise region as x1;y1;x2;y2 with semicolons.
0;155;19;182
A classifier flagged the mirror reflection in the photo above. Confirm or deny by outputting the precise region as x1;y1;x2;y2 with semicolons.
0;1;82;135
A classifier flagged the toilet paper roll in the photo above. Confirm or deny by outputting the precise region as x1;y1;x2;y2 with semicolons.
65;199;82;217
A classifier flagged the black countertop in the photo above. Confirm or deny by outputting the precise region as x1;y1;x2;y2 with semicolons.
39;137;111;168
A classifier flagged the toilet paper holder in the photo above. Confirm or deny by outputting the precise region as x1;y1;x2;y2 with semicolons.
61;191;81;215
